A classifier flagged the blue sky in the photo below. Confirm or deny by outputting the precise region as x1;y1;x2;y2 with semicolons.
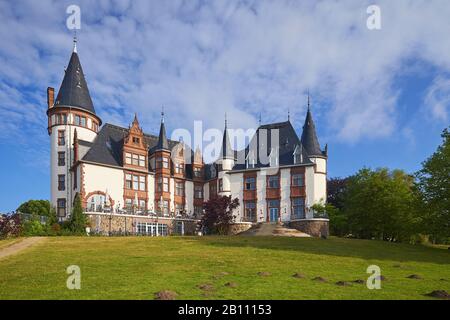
0;0;449;212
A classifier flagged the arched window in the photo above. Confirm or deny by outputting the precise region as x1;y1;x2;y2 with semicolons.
87;194;106;212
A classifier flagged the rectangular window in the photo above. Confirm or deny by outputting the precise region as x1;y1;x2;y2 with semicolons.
245;177;256;190
292;197;305;219
194;185;203;199
58;174;65;191
132;153;139;166
244;201;256;221
268;200;280;208
219;178;223;192
132;137;140;144
157;200;169;216
268;175;279;188
157;176;162;192
58;130;65;146
175;203;184;215
175;181;184;196
125;174;132;189
139;200;146;210
75;115;80;126
80;116;86;127
193;167;202;178
139;176;146;191
139;155;146;167
133;175;139;190
125;153;132;165
292;173;304;186
194;206;203;217
163;177;169;192
58;152;65;166
125;198;133;209
175;162;184;174
57;198;66;217
162;157;169;169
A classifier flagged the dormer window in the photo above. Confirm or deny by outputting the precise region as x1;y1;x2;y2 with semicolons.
293;145;303;164
269;148;278;167
132;137;140;144
246;151;256;169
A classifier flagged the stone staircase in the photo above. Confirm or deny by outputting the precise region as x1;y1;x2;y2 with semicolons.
238;222;311;237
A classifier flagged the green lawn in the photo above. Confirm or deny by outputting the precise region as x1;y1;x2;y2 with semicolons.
0;236;449;300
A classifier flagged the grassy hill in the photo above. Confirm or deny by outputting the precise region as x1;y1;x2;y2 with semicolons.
0;236;448;299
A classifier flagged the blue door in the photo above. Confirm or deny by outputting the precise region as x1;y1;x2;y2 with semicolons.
269;208;279;222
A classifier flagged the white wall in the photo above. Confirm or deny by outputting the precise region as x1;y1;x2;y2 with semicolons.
280;168;291;222
83;163;123;209
229;172;243;220
147;174;155;211
185;181;194;215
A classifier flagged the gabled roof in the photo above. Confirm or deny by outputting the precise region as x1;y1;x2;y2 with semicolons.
300;108;323;156
231;121;313;171
82;124;178;168
54;51;96;115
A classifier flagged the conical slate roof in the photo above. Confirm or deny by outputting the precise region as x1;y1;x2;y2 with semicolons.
221;123;234;159
300;107;322;156
155;120;169;151
54;51;95;114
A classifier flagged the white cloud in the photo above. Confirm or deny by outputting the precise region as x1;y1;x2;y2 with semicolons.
1;0;450;159
425;76;450;123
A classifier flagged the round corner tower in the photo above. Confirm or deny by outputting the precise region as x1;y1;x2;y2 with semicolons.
47;40;102;219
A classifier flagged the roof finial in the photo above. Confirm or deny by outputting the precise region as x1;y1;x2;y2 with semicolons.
288;108;290;121
161;106;165;124
224;112;227;128
258;112;262;126
307;90;310;111
73;30;78;53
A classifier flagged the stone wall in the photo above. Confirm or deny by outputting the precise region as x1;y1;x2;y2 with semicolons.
289;219;329;238
87;213;199;236
227;223;253;235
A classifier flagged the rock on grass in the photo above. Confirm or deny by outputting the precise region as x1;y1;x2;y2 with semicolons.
198;283;214;291
154;290;178;300
312;276;327;282
406;274;422;279
292;273;305;279
224;282;238;288
336;281;352;286
425;290;450;299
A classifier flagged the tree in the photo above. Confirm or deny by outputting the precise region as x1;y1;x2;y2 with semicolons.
416;127;450;243
69;194;87;234
327;177;349;210
201;196;240;235
343;168;417;241
17;200;50;217
312;201;348;237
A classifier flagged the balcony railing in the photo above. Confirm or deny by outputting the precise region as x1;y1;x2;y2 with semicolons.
84;207;200;219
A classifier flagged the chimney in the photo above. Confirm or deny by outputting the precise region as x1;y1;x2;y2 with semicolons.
47;87;54;109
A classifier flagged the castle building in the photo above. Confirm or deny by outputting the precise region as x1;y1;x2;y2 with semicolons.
47;41;329;237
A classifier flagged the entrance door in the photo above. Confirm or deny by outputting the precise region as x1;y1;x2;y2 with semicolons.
269;208;279;222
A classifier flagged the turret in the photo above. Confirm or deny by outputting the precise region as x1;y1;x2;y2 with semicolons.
47;37;101;219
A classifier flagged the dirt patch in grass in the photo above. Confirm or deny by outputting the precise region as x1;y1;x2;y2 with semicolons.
224;282;238;288
212;271;230;279
154;290;178;300
336;281;352;286
292;273;305;279
257;272;271;277
424;290;450;300
352;279;365;284
198;283;215;291
406;274;422;279
312;276;327;282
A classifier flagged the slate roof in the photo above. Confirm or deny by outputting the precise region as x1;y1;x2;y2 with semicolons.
231;121;313;171
54;51;96;115
300;108;323;156
153;121;170;152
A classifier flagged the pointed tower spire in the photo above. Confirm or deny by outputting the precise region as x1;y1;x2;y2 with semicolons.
301;95;322;156
156;109;169;151
221;114;233;159
54;38;96;115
